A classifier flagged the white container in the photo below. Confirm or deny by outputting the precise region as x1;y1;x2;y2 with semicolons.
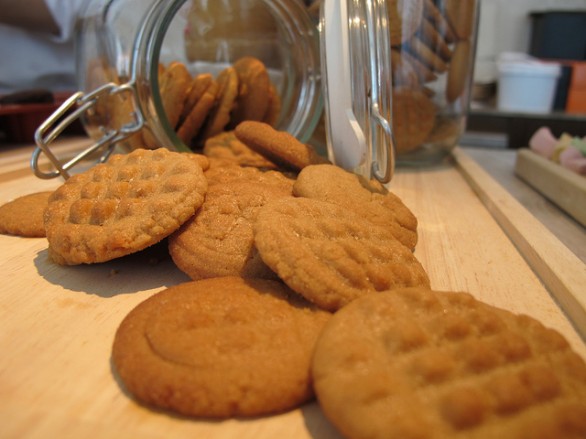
497;58;561;113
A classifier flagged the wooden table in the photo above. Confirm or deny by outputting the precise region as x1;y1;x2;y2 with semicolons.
1;137;585;438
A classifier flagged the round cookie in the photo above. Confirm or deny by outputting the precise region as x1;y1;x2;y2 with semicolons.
45;148;208;265
169;169;294;280
262;82;282;126
230;56;271;125
392;87;437;153
0;191;53;237
293;164;418;250
203;130;278;169
200;66;239;140
177;77;219;146
235;121;330;171
446;40;472;102
312;288;586;439
387;0;424;46
112;276;331;418
253;197;430;311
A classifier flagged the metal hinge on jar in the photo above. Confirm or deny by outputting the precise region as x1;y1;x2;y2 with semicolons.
31;82;143;180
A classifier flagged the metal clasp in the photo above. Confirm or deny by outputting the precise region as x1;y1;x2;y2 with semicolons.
32;82;144;180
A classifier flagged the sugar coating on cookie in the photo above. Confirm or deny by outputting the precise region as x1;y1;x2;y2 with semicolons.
253;197;430;311
169;171;294;280
112;277;331;418
45;148;207;265
0;191;53;237
293;164;418;249
312;288;586;439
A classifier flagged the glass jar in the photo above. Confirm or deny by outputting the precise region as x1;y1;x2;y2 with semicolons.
32;0;394;182
388;0;480;166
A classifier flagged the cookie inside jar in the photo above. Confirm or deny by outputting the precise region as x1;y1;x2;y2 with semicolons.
77;0;322;156
388;0;479;165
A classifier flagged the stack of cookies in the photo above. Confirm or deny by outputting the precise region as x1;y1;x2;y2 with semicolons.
4;119;585;437
389;0;477;154
88;56;280;153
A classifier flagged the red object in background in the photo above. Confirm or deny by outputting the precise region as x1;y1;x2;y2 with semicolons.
0;91;84;144
566;62;586;114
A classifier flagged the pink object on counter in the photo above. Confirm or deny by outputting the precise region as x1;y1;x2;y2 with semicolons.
559;147;586;176
528;126;557;159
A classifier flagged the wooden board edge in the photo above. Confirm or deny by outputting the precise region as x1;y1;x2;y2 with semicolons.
514;148;586;227
451;147;586;340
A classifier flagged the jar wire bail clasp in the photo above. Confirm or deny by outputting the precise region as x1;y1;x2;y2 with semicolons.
31;81;143;180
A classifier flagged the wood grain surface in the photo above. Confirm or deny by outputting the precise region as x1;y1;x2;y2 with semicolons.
1;141;584;439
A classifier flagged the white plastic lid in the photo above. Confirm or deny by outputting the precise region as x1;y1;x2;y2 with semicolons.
497;52;561;77
499;61;561;77
320;0;394;184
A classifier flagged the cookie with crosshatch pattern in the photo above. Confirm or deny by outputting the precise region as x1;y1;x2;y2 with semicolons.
312;287;586;439
44;148;207;265
293;164;418;250
253;197;430;311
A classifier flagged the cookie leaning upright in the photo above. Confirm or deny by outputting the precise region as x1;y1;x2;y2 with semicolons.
235;121;330;171
312;288;586;439
44;148;207;265
293;164;418;250
253;197;430;311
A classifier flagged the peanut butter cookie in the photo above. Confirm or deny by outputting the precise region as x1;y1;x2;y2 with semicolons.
0;191;53;237
177;76;219;146
235;121;330;171
231;56;271;125
112;276;331;418
312;287;586;439
45;148;207;265
293;164;418;249
253;197;430;311
203;130;278;168
169;169;294;280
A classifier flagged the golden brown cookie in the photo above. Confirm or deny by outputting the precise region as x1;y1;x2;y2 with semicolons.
177;77;219;146
406;36;448;73
169;169;294;280
391;49;420;87
203;130;278;168
235;121;330;171
230;56;271;125
400;50;437;83
444;0;476;40
392;87;437;154
422;0;456;43
416;17;453;61
181;73;214;121
184;152;210;171
253;197;430;311
159;61;192;130
112;276;331;418
45;148;208;265
262;82;281;126
446;40;473;102
312;287;586;439
387;0;424;47
200;66;239;140
293;164;418;250
0;191;53;237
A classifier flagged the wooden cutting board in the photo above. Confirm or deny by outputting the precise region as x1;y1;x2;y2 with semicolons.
1;142;585;439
